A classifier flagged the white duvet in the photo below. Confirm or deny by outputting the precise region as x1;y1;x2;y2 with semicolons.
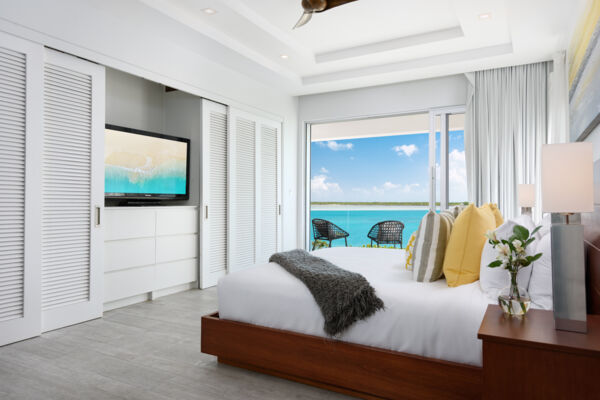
218;247;493;366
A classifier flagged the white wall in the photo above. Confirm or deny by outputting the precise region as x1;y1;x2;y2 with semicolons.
0;0;298;250
105;68;165;133
298;74;468;123
297;74;469;245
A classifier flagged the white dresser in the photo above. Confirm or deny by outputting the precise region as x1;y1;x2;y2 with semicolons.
103;206;198;310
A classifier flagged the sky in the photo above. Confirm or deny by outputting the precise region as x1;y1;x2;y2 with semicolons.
310;130;467;203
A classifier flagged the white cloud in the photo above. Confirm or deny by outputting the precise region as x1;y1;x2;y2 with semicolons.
382;181;400;190
320;140;353;151
392;144;418;157
449;149;466;186
320;167;329;173
311;174;342;193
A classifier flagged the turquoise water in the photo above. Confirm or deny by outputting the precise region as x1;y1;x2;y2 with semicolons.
310;209;427;248
105;165;187;195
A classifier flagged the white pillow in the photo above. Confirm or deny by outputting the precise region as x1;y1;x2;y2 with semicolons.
528;232;553;310
536;213;552;240
479;217;535;299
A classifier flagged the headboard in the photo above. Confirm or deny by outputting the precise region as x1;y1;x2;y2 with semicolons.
584;158;600;315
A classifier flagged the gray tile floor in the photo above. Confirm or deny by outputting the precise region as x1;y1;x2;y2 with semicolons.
0;288;349;400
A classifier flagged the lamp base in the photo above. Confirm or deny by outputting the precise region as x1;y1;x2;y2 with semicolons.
550;213;587;334
554;317;587;333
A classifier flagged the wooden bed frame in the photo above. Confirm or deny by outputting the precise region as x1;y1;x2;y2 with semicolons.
202;162;600;400
202;312;482;400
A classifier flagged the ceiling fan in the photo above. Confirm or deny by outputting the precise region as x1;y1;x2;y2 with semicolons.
293;0;359;29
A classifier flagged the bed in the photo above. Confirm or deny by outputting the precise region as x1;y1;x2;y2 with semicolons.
202;247;489;399
202;185;600;400
218;247;492;367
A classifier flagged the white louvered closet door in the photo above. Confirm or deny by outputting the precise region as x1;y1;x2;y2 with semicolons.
257;120;282;263
228;110;257;273
41;50;104;332
0;33;43;346
200;100;228;288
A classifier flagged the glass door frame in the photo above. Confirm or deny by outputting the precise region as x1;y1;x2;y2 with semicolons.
428;106;466;211
303;106;465;250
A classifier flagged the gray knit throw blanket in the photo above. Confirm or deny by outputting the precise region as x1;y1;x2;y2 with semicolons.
269;249;384;336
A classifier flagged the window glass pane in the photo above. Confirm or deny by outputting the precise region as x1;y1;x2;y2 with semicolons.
448;113;467;205
309;114;430;249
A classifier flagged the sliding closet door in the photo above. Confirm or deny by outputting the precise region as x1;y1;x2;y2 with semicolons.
0;33;43;346
200;99;228;288
228;109;257;273
228;109;282;270
41;49;104;331
257;120;282;263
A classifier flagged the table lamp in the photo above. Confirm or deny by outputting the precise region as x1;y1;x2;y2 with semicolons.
518;184;535;216
541;142;594;333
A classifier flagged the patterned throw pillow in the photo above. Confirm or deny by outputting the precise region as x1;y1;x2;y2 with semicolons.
412;211;455;282
447;204;467;218
404;231;417;271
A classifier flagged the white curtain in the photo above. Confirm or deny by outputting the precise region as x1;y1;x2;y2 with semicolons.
465;62;549;220
548;51;569;144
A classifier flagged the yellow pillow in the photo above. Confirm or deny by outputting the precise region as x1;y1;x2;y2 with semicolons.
404;231;417;270
443;204;496;287
481;203;503;227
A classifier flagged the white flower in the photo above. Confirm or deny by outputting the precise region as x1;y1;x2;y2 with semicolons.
512;239;524;254
485;230;497;241
497;243;511;260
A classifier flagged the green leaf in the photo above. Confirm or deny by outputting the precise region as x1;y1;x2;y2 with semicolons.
488;260;503;268
513;225;529;241
528;253;543;262
531;226;542;237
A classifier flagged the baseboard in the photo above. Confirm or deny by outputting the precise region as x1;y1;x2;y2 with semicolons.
151;282;197;299
104;293;151;311
103;282;197;312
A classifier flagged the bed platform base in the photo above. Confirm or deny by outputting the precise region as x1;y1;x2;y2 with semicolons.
201;313;482;400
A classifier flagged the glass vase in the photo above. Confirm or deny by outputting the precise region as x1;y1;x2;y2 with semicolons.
498;270;531;316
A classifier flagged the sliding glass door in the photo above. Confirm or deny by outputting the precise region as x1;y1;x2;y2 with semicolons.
429;108;466;211
306;107;465;250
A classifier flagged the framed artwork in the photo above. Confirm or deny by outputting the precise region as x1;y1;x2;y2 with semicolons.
569;1;600;141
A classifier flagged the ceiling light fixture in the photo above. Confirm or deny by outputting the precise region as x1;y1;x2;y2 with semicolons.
280;54;289;60
478;13;492;20
203;8;217;15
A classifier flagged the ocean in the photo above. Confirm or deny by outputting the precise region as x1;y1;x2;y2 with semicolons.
310;207;428;248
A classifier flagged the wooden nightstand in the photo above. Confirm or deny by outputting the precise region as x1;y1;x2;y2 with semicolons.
478;305;600;399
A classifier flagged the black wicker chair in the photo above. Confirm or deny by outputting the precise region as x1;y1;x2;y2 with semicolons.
311;219;349;250
367;220;405;248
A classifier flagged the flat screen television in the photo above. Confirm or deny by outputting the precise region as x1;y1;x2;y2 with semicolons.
105;124;190;201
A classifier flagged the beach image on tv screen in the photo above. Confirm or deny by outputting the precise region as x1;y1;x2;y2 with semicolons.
105;129;187;195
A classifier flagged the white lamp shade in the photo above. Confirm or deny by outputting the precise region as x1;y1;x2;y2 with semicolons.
541;143;594;213
518;184;535;207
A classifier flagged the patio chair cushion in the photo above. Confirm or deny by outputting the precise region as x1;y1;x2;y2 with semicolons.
412;211;455;282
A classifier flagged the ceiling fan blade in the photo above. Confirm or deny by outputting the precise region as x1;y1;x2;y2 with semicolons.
322;0;358;12
293;11;313;29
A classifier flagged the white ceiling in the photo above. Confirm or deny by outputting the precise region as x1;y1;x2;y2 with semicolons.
140;0;586;96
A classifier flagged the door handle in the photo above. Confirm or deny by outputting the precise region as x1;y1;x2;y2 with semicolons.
205;205;209;219
95;206;101;227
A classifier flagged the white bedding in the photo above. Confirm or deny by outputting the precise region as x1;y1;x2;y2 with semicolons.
218;247;493;366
